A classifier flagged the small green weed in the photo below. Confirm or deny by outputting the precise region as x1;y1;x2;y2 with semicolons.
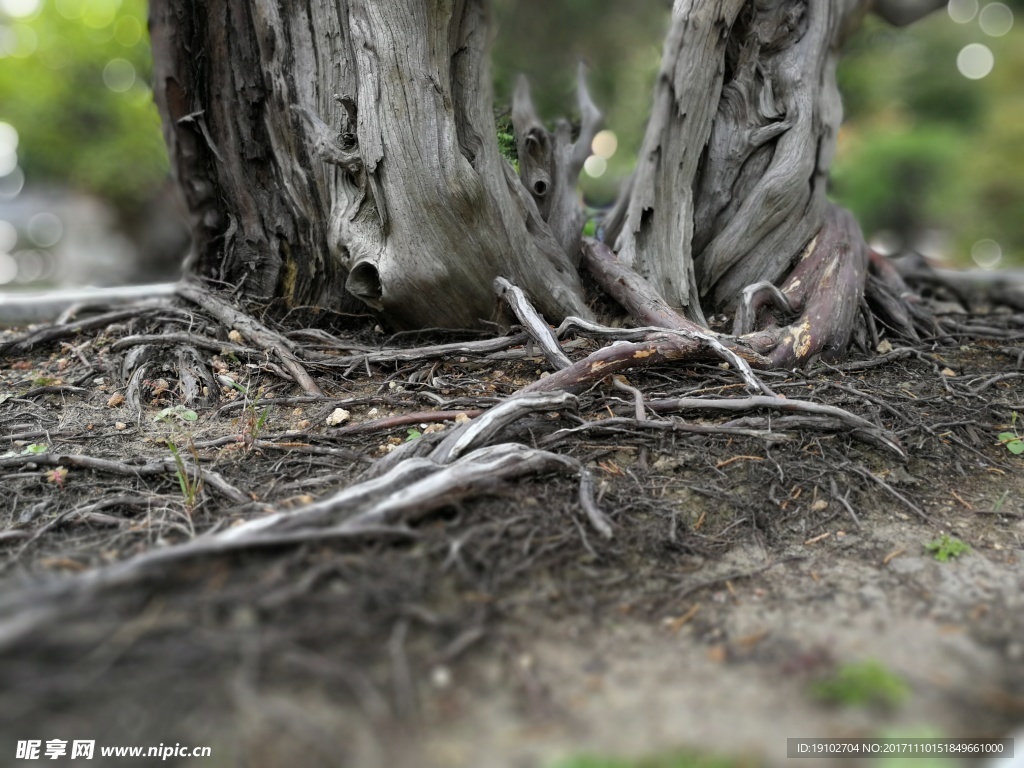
925;534;970;562
811;660;908;708
496;112;519;172
222;378;248;395
997;412;1023;455
405;428;422;442
167;440;203;513
240;404;271;451
251;406;270;436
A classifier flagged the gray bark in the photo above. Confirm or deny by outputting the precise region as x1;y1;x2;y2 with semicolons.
511;64;603;261
606;0;862;319
150;0;592;329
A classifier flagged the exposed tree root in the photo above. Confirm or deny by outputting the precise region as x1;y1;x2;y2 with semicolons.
0;451;248;506
532;204;884;398
177;280;325;397
0;303;193;357
646;396;903;456
579;197;990;389
0;393;615;650
1;204;1017;654
1;263;1020;697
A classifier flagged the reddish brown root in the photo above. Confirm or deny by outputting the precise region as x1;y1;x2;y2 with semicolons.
520;332;769;396
864;250;940;342
581;239;706;334
761;205;869;367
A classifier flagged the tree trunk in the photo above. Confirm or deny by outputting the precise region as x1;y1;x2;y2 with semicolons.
150;0;592;330
604;0;941;320
150;0;945;346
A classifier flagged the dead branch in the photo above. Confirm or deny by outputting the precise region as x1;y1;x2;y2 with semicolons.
111;332;256;357
612;376;647;422
314;333;530;368
847;464;935;523
430;392;577;463
0;304;185;357
0;452;247;504
578;470;613;540
539;416;794;445
333;410;485;436
494;277;571;370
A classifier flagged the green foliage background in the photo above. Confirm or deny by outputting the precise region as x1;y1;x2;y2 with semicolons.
1;0;1021;267
0;0;166;209
834;4;1024;266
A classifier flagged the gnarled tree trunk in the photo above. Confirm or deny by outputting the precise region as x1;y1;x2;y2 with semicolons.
150;1;592;330
150;0;945;356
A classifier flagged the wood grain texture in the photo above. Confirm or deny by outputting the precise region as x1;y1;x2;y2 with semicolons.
608;0;880;318
151;0;593;329
149;0;941;339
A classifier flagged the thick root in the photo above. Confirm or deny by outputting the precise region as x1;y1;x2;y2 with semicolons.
581;205;880;373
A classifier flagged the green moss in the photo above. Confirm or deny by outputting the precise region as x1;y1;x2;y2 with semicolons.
495;112;519;172
811;660;908;709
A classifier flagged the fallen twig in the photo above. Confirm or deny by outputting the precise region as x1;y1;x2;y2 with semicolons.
847;465;934;523
612;376;647;421
314;333;531;368
0;453;247;505
333;410;485;436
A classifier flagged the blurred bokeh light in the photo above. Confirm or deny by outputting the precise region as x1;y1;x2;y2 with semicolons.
0;0;185;292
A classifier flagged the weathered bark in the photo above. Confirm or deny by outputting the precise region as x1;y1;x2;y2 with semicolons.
511;64;603;261
150;0;592;329
150;0;944;357
602;0;848;320
604;0;944;322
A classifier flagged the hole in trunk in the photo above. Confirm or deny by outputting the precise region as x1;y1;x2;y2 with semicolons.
347;261;384;306
533;179;549;197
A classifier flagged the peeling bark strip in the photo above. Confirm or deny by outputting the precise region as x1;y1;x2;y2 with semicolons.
151;0;592;329
605;0;748;324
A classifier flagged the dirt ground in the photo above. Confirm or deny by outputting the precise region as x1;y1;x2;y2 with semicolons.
0;303;1022;768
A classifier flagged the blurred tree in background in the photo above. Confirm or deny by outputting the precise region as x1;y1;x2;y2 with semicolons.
833;0;1024;269
0;0;1020;287
0;0;184;287
0;0;166;206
